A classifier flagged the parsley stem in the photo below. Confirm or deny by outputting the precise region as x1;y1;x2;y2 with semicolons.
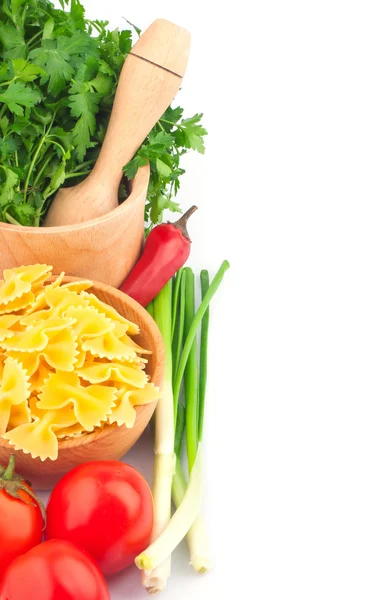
33;152;53;188
47;139;67;156
86;19;103;34
5;213;21;226
74;159;95;171
24;135;47;201
157;120;166;132
64;171;91;180
159;118;184;131
0;79;15;87
27;30;43;49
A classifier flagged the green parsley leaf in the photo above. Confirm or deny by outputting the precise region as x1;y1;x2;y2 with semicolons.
30;42;74;96
68;83;102;160
0;23;26;59
0;81;41;115
12;58;45;82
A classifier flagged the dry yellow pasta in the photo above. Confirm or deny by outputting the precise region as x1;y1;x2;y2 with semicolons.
0;265;160;461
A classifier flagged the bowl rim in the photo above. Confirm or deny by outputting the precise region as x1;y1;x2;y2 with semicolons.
0;164;150;234
0;274;165;452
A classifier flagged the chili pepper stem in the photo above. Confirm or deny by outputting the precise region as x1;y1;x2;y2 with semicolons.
172;205;198;240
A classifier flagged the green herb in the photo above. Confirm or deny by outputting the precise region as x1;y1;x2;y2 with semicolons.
0;0;207;227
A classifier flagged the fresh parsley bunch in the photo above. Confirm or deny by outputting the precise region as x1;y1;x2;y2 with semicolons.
0;0;207;227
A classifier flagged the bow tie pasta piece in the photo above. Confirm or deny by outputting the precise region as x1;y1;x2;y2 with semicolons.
29;359;54;393
22;290;47;316
0;315;21;342
8;400;32;429
74;348;87;369
5;351;40;377
112;320;129;338
41;328;78;372
38;371;117;431
22;274;65;318
66;306;114;340
48;272;65;289
61;280;93;293
78;361;148;387
0;291;35;315
0;357;30;435
108;384;160;428
0;277;32;306
4;398;78;461
45;286;90;310
83;293;139;335
56;422;86;439
3;265;53;287
121;335;152;355
20;285;88;325
82;331;139;361
0;317;76;352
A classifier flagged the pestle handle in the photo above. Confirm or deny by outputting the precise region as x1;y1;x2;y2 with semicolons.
89;19;191;194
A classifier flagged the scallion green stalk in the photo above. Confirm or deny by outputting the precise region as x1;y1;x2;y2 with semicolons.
173;261;230;411
183;268;198;472
198;270;210;441
172;269;187;417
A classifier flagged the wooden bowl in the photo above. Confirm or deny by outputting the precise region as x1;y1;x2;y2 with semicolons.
0;275;165;490
0;165;150;288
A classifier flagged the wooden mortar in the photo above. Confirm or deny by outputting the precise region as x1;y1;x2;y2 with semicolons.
0;165;149;287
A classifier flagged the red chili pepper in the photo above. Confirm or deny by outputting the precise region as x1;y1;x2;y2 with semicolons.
120;206;197;306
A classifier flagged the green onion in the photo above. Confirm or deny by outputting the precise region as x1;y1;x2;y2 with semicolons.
174;403;185;458
141;281;175;594
198;270;210;441
137;260;229;583
172;461;211;573
171;269;184;340
173;260;230;412
136;445;203;573
172;269;186;413
183;268;199;472
145;301;154;318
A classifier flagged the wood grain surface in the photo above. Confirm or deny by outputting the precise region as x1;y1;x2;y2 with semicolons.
0;276;165;489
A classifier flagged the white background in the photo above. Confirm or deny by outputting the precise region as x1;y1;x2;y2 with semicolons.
43;1;368;598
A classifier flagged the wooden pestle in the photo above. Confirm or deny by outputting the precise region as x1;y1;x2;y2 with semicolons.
43;19;191;227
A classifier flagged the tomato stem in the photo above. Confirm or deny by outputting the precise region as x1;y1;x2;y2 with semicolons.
0;454;47;529
2;454;15;481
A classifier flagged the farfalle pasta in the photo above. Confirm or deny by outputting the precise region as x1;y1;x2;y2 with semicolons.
0;265;160;461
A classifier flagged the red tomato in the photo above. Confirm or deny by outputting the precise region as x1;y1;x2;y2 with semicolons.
0;539;109;600
45;461;154;575
0;457;44;577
